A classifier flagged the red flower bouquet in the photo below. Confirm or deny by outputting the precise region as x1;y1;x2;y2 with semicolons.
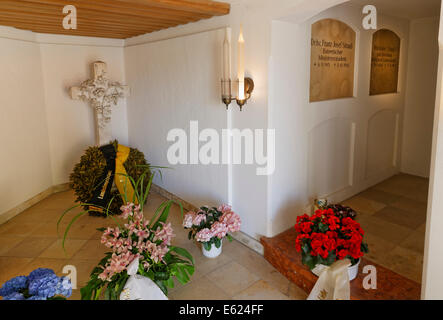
294;208;369;270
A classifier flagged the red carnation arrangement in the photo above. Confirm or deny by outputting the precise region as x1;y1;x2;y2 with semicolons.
294;208;369;270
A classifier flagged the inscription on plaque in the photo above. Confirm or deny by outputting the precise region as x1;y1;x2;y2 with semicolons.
370;29;401;95
310;19;356;102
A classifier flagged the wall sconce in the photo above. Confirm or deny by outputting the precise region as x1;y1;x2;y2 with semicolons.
221;26;254;111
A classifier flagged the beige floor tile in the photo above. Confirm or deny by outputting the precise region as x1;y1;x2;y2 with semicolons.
381;246;423;283
191;243;233;276
357;189;402;205
391;197;428;217
341;196;386;215
374;175;429;203
362;232;396;264
399;231;425;254
224;240;290;294
0;257;33;284
62;221;105;240
32;221;66;239
71;239;109;260
373;206;426;229
170;276;230;300
39;239;87;259
12;208;67;224
4;237;56;258
0;221;44;237
207;261;260;296
357;214;412;244
232;280;290;300
16;258;67;277
0;236;26;256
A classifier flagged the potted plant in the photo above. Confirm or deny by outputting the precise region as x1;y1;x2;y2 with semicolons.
294;206;368;281
183;205;241;258
59;167;195;299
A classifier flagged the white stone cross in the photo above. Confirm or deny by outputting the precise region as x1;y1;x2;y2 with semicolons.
70;61;130;146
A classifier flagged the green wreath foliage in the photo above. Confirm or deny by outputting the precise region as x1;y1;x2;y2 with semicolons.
69;140;150;216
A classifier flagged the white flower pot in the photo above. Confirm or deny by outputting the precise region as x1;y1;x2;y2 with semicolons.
312;259;360;281
347;259;360;281
202;241;223;258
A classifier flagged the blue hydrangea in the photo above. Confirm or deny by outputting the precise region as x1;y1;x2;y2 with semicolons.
1;268;72;300
27;295;46;300
0;276;28;297
55;277;72;298
28;268;56;282
3;292;25;300
28;273;59;298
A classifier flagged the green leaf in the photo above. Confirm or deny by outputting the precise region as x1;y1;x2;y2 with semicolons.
61;210;88;254
301;252;316;270
214;237;221;249
154;272;170;281
226;234;233;242
151;201;173;229
155;280;168;296
302;243;310;255
104;287;110;300
318;223;329;232
169;246;195;265
165;277;175;289
203;242;211;251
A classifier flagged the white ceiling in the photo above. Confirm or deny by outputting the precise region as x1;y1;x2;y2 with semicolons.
349;0;441;20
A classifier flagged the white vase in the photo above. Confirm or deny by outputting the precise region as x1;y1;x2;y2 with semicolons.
202;241;223;258
312;259;361;281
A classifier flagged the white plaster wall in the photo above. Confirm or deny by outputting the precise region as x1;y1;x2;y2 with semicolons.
0;28;53;215
125;29;230;208
0;26;128;217
401;17;439;178
123;0;346;240
40;41;128;185
124;11;270;239
268;4;411;236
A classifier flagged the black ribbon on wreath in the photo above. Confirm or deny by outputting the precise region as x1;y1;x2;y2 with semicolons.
88;143;116;215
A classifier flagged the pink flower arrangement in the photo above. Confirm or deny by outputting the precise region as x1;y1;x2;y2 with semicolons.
60;168;195;299
183;204;241;251
195;228;213;243
98;203;176;282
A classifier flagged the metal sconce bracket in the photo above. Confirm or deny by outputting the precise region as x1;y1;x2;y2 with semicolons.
221;77;254;111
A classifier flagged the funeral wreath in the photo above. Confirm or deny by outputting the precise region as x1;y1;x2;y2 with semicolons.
69;140;150;216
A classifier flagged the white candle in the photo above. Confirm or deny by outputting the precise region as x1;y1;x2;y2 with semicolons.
223;28;231;81
237;25;245;100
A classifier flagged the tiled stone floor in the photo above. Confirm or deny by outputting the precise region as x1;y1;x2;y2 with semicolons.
342;173;428;283
0;190;307;300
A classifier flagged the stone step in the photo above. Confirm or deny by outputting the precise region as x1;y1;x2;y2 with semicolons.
261;228;421;300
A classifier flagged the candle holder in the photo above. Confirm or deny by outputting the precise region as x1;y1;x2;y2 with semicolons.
221;77;254;111
236;77;254;111
221;79;232;109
